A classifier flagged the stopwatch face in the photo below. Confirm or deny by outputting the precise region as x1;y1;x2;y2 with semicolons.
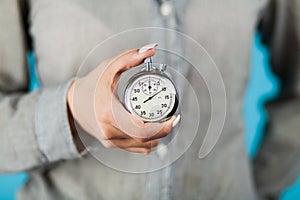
125;74;178;122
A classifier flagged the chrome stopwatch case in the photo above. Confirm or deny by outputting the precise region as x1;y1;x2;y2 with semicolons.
124;57;179;122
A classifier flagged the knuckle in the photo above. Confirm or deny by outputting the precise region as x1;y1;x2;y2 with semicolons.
143;128;155;138
100;126;115;140
161;126;172;137
103;131;114;140
135;138;146;143
142;136;152;143
151;140;159;147
98;112;112;123
144;148;152;154
136;129;150;141
100;124;118;140
101;141;114;148
144;141;152;148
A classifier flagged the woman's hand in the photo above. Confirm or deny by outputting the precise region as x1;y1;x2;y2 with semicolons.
67;43;179;154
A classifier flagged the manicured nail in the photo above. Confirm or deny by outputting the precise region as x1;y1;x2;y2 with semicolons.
172;115;181;127
138;43;158;53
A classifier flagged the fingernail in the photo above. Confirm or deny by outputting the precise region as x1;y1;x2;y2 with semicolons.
172;115;181;128
138;43;158;53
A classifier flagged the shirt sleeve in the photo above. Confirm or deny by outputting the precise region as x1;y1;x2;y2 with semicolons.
0;0;81;174
0;80;81;173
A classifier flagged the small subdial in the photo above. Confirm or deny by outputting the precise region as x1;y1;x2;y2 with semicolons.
141;77;159;95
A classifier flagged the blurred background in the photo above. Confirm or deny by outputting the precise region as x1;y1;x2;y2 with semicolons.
0;28;299;200
1;0;300;198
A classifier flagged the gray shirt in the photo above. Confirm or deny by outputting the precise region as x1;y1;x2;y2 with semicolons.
0;0;269;199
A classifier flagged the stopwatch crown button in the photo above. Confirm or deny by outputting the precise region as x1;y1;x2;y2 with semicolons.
159;64;167;72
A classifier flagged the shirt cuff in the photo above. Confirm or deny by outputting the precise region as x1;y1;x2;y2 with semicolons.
35;79;81;163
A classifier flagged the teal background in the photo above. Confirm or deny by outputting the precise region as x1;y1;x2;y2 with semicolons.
0;33;299;199
244;32;280;158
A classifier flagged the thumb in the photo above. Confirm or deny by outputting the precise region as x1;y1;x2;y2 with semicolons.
107;43;158;78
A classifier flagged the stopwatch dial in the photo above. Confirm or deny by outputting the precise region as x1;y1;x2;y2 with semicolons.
128;75;177;122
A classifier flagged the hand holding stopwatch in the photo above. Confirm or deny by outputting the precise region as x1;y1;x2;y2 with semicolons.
124;56;179;122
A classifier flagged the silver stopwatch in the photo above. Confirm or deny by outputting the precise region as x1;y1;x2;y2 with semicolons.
124;57;179;122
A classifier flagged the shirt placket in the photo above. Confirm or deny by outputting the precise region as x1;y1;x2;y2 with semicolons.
144;1;187;199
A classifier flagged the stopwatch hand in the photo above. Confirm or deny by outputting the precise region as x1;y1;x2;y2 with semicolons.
143;89;163;103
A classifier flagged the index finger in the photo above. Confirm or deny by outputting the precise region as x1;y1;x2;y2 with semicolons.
107;43;158;78
110;95;178;140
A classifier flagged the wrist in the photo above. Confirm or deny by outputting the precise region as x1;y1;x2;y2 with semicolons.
67;80;75;116
66;80;85;153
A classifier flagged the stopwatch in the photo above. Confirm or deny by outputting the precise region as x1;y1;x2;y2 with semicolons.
124;56;179;122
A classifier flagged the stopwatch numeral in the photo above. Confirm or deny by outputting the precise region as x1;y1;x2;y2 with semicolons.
135;105;141;109
161;103;167;108
156;110;163;115
162;87;166;91
140;111;146;116
149;112;154;117
132;97;138;101
157;81;160;86
134;89;140;93
165;95;169;99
